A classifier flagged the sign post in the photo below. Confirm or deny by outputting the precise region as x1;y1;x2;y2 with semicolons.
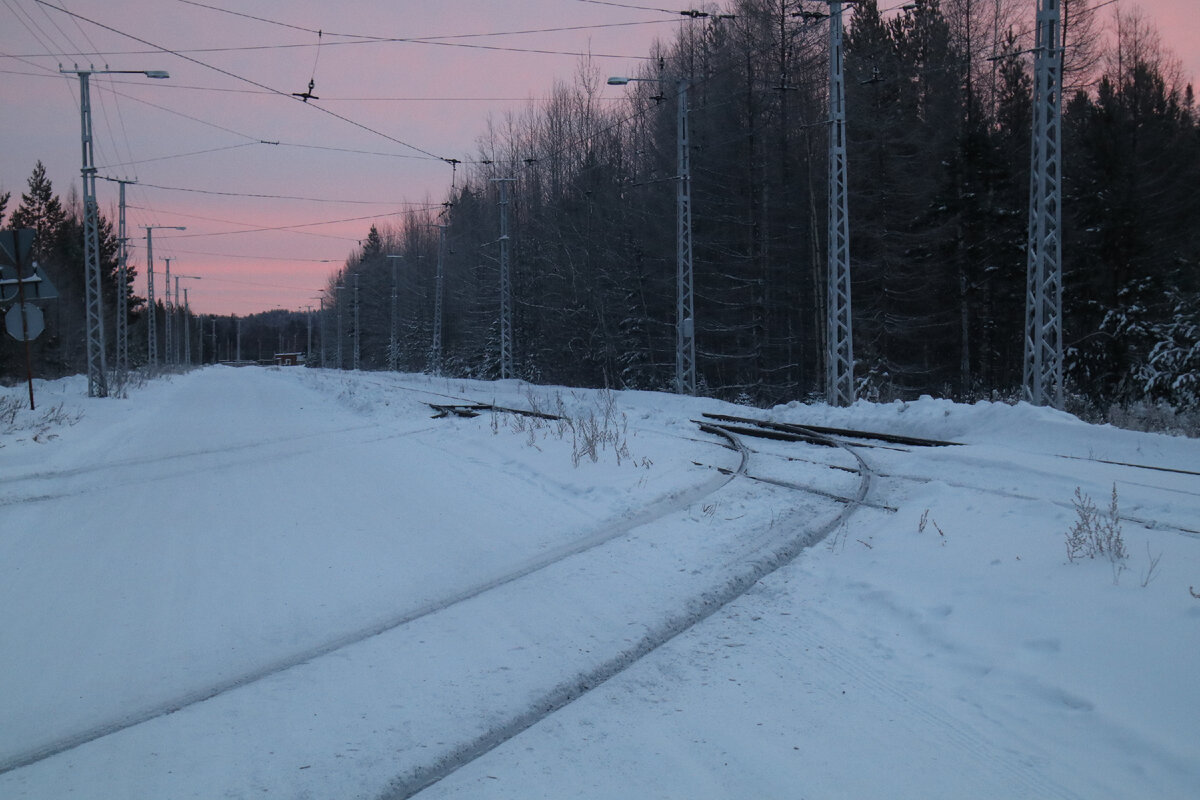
0;229;39;409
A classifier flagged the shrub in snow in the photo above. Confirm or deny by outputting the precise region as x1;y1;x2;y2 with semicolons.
1066;484;1127;565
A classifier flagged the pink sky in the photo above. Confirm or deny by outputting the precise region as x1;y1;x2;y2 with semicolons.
2;1;1197;316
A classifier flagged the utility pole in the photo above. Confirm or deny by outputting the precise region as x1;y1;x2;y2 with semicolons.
164;257;174;366
336;283;344;369
306;305;314;364
432;224;447;376
142;225;183;367
675;78;696;396
146;233;156;367
490;179;516;380
236;316;242;362
1023;0;1064;409
319;297;328;368
100;176;135;377
182;286;191;365
171;273;201;365
63;66;167;394
386;253;405;371
825;1;855;406
352;272;361;370
609;74;695;395
66;68;106;396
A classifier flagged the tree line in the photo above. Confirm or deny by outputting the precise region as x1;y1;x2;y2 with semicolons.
0;161;310;381
5;1;1198;413
324;0;1198;410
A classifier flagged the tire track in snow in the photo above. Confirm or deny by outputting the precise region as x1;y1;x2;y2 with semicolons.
0;430;747;777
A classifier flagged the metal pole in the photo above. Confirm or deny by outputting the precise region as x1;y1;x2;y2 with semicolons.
492;179;516;380
65;66;166;388
145;228;157;367
110;178;133;377
320;298;328;368
164;257;174;366
306;305;313;364
353;272;361;370
75;71;108;397
387;255;402;371
336;284;344;369
676;79;696;396
182;287;191;365
7;232;37;410
1023;0;1064;409
826;1;855;406
432;225;446;376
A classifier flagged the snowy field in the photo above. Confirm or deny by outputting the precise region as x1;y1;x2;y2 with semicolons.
1;366;1197;799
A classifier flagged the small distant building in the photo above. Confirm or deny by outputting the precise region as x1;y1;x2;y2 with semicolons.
274;352;305;366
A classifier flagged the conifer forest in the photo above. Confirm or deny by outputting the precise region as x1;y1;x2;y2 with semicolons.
3;0;1198;413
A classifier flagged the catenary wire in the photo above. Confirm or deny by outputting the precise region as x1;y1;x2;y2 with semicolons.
33;0;451;161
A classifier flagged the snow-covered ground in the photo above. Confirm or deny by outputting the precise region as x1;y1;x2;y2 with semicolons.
1;366;1197;799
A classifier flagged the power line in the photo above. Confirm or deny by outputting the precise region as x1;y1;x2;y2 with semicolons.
136;181;430;206
149;247;338;263
573;0;682;13
98;142;259;169
33;0;451;161
164;209;436;240
174;1;674;47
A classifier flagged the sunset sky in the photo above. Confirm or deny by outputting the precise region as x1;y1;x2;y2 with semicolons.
2;0;1197;316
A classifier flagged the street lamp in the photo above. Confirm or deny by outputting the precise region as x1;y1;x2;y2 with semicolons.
61;65;169;396
609;74;696;396
142;225;186;367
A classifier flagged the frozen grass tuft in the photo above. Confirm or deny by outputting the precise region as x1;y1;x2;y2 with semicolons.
1066;484;1127;582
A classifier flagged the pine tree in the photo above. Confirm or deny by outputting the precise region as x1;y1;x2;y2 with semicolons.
9;161;68;266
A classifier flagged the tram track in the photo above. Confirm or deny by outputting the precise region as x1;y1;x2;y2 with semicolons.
0;405;749;777
380;415;876;799
1;398;880;795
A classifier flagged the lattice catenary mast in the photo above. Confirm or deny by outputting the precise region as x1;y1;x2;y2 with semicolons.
65;69;108;397
675;79;697;396
1023;0;1064;409
492;178;516;380
100;177;135;377
825;1;855;407
431;224;447;376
